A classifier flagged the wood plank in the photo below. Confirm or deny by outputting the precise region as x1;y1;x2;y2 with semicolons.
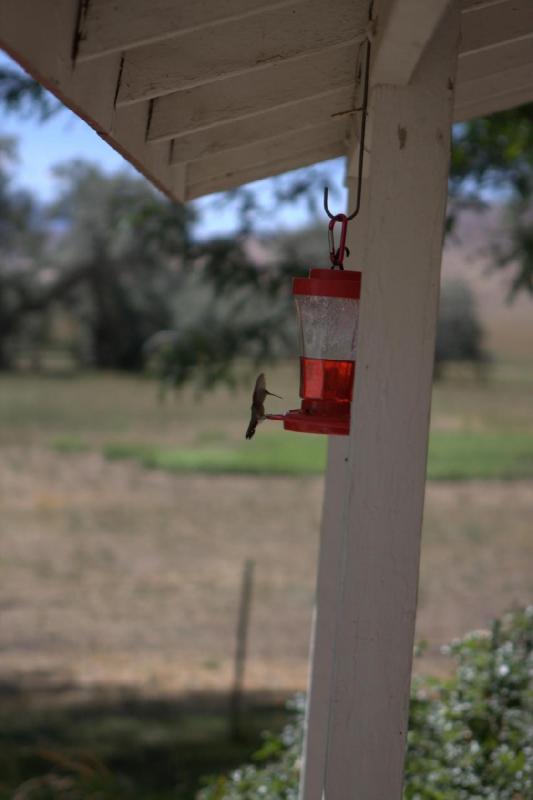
0;0;119;132
148;44;360;142
186;144;345;199
457;33;533;83
372;0;451;86
170;164;187;203
110;104;173;190
77;0;307;61
455;61;533;110
116;0;368;105
169;88;356;163
461;0;507;9
455;82;533;120
461;0;533;55
187;122;348;185
324;6;460;797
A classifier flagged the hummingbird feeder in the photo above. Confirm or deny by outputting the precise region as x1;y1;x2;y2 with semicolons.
265;30;371;437
267;238;362;437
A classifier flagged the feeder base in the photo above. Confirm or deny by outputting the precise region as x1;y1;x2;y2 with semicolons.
267;399;350;436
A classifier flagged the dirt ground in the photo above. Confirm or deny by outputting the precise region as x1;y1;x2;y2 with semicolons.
1;445;531;700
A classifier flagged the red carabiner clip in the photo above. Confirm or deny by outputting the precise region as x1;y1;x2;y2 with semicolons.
328;213;349;269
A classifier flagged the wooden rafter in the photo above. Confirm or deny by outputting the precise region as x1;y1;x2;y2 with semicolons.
187;142;345;200
2;0;533;203
147;44;360;142
169;88;356;164
187;121;347;185
76;0;308;61
457;34;533;83
115;0;368;105
461;0;533;56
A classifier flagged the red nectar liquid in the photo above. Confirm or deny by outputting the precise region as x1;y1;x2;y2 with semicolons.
300;357;355;402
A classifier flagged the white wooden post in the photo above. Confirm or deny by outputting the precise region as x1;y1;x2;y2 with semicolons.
300;436;349;800
299;182;368;800
322;6;460;799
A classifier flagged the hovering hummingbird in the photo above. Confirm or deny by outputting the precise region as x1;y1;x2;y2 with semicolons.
245;373;282;439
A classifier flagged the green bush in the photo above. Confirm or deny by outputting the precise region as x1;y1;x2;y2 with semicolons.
435;279;488;377
200;608;533;800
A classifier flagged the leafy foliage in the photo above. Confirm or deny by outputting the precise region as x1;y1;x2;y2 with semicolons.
0;137;49;367
450;105;533;295
145;240;306;391
48;160;191;369
200;609;533;800
0;64;61;120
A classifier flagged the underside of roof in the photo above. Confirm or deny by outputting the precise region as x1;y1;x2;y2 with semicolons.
1;0;532;202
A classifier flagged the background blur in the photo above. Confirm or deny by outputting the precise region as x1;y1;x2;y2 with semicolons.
0;52;532;799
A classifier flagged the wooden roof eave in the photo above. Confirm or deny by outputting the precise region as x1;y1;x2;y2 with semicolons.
0;0;532;203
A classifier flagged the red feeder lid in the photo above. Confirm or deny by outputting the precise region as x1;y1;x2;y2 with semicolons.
293;268;361;299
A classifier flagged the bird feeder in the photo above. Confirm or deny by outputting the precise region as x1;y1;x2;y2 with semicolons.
267;268;361;436
264;34;370;438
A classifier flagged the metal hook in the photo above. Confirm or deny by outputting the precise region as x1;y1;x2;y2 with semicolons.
323;0;372;225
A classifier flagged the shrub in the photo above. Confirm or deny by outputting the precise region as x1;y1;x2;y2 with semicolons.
200;608;533;800
435;279;488;378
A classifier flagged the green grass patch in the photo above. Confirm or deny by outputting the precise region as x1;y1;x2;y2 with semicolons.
102;429;533;480
103;433;327;476
427;430;533;480
52;436;90;454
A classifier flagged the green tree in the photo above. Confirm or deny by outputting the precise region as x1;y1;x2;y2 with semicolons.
49;161;191;369
0;137;49;367
450;105;533;295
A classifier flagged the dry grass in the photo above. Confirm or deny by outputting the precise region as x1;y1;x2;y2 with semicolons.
0;360;532;703
1;442;531;696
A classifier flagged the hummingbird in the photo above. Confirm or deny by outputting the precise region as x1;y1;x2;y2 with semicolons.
245;373;282;439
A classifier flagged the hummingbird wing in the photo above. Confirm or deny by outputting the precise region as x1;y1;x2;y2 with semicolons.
252;373;267;405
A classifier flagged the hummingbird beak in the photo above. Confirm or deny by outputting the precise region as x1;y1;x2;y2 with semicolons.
266;391;282;399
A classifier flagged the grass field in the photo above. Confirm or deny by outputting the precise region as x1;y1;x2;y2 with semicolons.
1;361;532;797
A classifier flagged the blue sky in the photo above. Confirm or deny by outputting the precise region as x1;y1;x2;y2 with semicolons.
0;51;346;238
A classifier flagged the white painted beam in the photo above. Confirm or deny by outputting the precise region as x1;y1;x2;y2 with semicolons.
461;0;533;55
371;0;533;87
116;0;367;105
148;44;360;142
323;6;460;798
299;439;350;800
371;0;451;86
186;145;346;200
298;185;368;800
77;0;307;62
169;88;357;164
